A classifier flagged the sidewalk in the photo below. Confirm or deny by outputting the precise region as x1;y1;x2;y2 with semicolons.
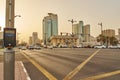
0;61;31;80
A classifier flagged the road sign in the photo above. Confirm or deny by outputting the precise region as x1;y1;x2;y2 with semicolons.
4;28;16;48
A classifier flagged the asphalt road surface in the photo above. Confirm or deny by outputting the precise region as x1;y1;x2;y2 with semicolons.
0;48;120;80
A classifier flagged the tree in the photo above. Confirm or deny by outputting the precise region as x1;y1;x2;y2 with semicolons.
97;34;106;44
97;35;118;45
19;41;27;46
109;37;118;45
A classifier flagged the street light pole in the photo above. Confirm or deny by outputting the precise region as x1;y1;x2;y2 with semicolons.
68;19;76;34
98;22;103;35
98;22;103;45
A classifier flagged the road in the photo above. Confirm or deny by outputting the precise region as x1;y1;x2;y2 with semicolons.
0;48;120;80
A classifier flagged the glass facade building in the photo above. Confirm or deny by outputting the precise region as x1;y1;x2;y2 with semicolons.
43;13;58;45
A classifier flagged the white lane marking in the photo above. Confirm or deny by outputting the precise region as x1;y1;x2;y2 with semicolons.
20;61;31;80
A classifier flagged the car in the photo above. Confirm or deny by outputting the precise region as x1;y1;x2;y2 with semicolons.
58;45;67;48
47;46;53;49
43;45;47;48
34;46;41;50
94;45;106;49
18;46;22;49
28;46;34;50
21;46;27;50
72;45;77;48
108;45;118;49
77;45;83;48
117;46;120;49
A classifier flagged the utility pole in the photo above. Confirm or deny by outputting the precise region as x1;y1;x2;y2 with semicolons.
98;22;103;35
98;22;103;45
4;0;15;80
68;19;76;34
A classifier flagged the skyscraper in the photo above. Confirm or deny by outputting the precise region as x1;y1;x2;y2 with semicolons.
29;36;32;45
84;24;90;42
72;24;78;34
32;32;38;45
43;13;58;45
78;21;84;43
72;21;88;44
118;29;120;42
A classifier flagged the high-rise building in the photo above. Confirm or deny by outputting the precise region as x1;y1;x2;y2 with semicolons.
84;24;90;42
102;29;115;37
118;29;120;42
29;36;32;45
73;24;78;34
43;13;58;45
72;21;84;44
78;21;84;43
32;32;38;45
73;21;84;34
72;21;90;44
79;21;84;35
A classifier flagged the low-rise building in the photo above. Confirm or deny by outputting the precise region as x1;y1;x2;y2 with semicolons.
102;29;115;37
50;33;78;47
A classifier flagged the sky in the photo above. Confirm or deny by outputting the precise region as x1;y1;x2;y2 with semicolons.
0;0;120;42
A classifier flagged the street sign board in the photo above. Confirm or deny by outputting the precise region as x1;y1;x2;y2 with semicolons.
4;28;16;48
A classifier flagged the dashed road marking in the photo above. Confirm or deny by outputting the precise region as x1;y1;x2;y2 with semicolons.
81;70;120;80
21;51;57;80
63;49;100;80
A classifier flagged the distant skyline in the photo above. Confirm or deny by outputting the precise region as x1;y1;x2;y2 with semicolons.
0;0;120;42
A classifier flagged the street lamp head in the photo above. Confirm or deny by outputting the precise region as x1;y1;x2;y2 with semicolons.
68;19;77;23
98;22;102;26
15;15;21;18
68;20;71;22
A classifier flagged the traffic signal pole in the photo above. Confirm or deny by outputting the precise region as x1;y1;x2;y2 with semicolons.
4;0;15;80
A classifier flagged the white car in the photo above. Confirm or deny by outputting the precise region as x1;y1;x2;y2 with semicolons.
47;46;53;49
108;46;118;49
77;45;83;48
94;45;106;49
34;46;41;50
117;45;120;49
21;46;27;50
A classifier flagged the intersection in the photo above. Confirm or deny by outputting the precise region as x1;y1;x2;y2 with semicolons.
0;48;120;80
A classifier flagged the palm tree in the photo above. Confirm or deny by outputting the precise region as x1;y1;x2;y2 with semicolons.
97;34;106;45
97;35;118;46
109;37;118;45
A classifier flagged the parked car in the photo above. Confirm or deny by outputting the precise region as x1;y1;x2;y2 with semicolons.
94;45;106;49
21;46;27;50
117;45;120;49
108;45;118;49
28;46;34;50
77;45;83;48
34;46;41;50
18;46;22;49
43;45;47;48
61;45;68;48
47;46;53;49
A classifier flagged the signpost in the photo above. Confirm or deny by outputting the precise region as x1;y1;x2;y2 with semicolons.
4;0;15;80
4;28;16;48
